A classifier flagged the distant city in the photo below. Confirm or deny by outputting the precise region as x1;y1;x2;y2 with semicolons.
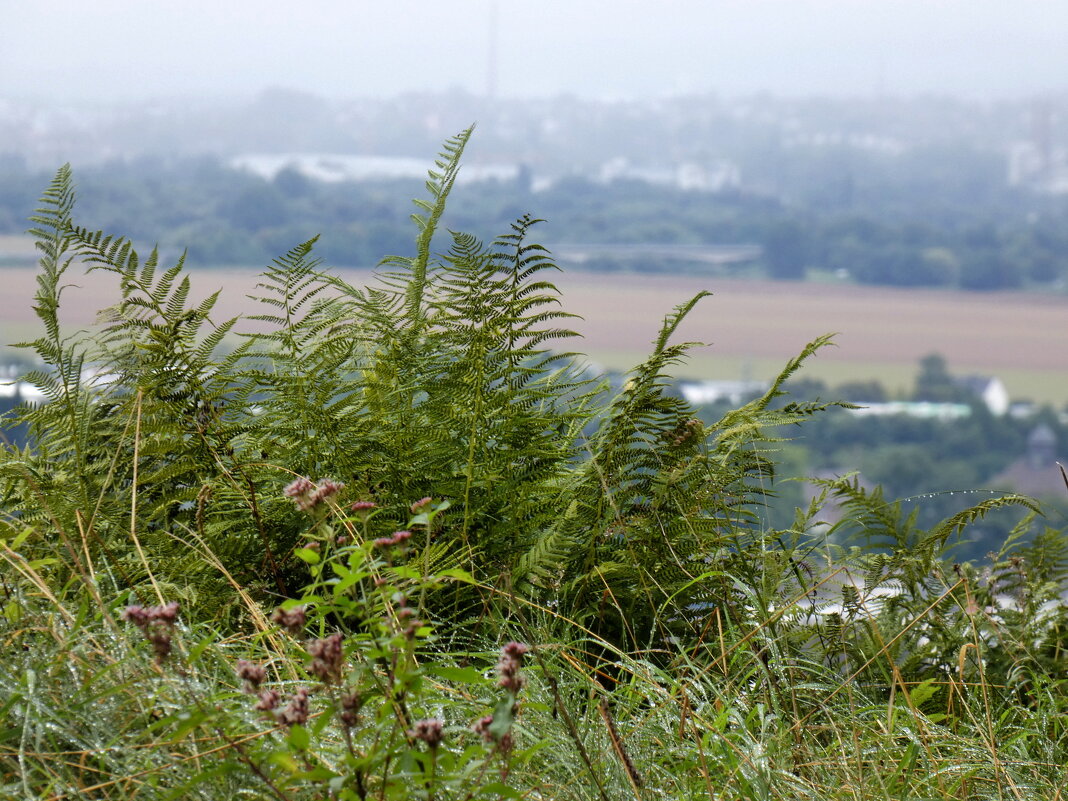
2;88;1066;196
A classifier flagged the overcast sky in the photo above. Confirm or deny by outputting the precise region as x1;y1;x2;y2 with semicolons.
2;1;1066;103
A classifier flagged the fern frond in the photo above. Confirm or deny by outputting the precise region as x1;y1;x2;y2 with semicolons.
927;493;1041;549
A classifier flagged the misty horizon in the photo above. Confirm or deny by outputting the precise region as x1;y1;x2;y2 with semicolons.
4;1;1068;105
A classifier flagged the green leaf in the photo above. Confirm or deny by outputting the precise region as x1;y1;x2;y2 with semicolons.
295;766;339;782
478;782;523;799
269;751;300;773
187;630;217;664
908;679;938;707
332;571;367;597
438;567;475;583
287;724;311;751
428;665;486;684
171;708;208;741
488;697;516;742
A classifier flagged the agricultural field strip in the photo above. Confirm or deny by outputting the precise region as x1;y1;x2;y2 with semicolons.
2;265;1065;396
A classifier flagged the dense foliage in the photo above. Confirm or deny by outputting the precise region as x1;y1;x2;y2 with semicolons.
4;131;1068;799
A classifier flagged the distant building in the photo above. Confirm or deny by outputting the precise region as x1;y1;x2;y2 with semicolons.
954;375;1010;416
846;402;972;421
1007;142;1068;195
230;153;519;184
597;156;741;193
1009;401;1038;419
678;379;769;406
0;381;47;405
987;424;1068;498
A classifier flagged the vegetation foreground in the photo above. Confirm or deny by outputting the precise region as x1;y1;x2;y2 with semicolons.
3;129;1068;800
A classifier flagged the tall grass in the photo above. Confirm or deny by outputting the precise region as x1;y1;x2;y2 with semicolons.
5;473;1068;799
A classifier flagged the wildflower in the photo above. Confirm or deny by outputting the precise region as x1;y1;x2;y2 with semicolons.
310;478;345;507
340;691;363;727
400;611;424;638
373;530;412;549
471;714;494;742
236;659;267;692
408;718;445;749
349;500;377;519
472;641;530;757
121;604;148;626
254;689;281;711
271;605;307;636
502;641;528;659
121;601;180;663
284;477;345;512
276;687;311;727
472;712;513;751
497;641;529;694
307;632;345;684
391;596;423;636
410;496;433;514
283;477;315;509
153;601;180;624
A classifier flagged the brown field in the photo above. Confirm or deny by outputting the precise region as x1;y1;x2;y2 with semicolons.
551;272;1068;404
2;261;1067;404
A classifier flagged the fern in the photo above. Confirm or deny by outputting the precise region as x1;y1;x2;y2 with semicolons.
4;166;95;522
3;131;879;644
378;127;473;331
514;293;838;647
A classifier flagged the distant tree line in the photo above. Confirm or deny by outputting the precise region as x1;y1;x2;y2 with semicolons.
1;154;1067;290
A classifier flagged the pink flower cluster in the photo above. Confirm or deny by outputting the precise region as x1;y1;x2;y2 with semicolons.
395;602;424;639
236;661;282;713
340;691;363;727
121;601;180;662
308;632;345;684
270;605;307;636
236;659;267;692
373;530;412;549
254;688;280;712
497;641;529;694
471;714;495;743
250;610;354;728
408;718;444;749
349;500;377;518
471;641;531;754
276;687;312;727
284;477;345;512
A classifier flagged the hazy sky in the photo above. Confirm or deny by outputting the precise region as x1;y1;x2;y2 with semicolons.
2;1;1066;103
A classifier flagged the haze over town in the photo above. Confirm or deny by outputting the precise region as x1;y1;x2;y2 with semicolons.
3;1;1068;102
